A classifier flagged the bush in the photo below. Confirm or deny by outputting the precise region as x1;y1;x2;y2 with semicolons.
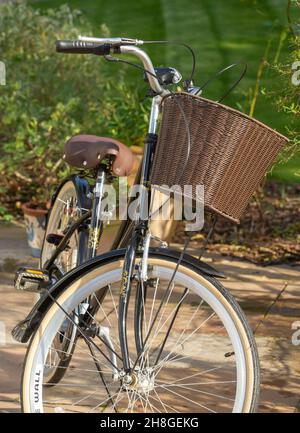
271;39;300;162
0;1;148;220
270;1;300;165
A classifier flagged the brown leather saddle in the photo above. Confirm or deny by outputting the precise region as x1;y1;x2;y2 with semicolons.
63;134;134;176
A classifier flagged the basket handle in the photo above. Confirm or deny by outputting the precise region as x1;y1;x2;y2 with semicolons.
198;62;248;103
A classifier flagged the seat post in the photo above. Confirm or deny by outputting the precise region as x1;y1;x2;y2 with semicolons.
87;165;107;260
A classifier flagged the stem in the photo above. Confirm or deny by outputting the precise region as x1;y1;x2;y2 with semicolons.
287;0;296;38
249;38;272;118
273;29;287;65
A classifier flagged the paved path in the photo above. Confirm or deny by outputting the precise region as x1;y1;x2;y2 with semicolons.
0;223;299;412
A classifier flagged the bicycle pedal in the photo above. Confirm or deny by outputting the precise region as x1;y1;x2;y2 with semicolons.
14;267;50;293
46;233;64;245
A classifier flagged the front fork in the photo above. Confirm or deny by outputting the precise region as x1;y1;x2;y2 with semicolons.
118;228;142;372
118;95;160;372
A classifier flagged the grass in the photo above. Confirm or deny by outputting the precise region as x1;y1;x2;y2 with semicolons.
32;0;300;182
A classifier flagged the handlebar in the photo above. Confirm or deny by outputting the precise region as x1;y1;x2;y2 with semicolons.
78;36;144;46
55;37;168;96
56;40;111;55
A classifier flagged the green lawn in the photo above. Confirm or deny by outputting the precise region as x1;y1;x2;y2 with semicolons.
32;0;300;182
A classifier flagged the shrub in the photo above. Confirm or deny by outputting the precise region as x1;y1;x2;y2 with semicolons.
270;1;300;165
0;1;148;220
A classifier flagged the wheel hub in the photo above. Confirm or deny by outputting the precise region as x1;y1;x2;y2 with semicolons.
122;368;155;393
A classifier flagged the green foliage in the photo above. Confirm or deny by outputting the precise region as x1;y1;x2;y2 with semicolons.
0;1;148;219
32;0;300;184
272;36;300;147
270;1;300;171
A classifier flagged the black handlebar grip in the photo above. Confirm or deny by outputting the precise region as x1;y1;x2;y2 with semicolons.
56;40;111;55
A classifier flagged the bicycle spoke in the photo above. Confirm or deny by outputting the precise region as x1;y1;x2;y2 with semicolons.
159;385;217;413
154;311;216;375
87;389;123;413
158;383;235;402
27;252;254;413
86;340;118;412
154;287;189;365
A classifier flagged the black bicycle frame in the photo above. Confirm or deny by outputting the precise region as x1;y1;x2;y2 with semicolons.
87;165;107;260
42;94;162;374
44;164;114;273
44;210;91;272
118;95;161;373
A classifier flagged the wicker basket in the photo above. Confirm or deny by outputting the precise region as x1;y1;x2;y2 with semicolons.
150;93;289;223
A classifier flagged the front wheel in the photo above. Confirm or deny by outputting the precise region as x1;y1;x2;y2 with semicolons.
22;251;259;413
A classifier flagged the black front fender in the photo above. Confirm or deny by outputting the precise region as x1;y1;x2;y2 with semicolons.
12;247;225;343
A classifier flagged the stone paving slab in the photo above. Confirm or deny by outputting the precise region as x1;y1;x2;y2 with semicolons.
0;222;34;266
0;224;299;412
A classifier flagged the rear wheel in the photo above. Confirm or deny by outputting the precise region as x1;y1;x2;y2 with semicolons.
40;179;89;385
22;252;259;413
41;179;86;272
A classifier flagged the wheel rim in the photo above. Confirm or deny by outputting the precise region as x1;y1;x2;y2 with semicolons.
40;181;81;383
23;258;253;413
41;181;80;272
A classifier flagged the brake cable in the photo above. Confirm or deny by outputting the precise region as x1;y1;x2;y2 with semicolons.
142;39;196;86
104;44;247;240
103;54;192;211
103;45;247;370
198;61;248;103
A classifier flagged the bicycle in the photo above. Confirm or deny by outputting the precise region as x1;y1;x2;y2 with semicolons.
14;36;260;413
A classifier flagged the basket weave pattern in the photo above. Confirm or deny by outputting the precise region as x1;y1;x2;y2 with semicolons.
150;93;288;223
